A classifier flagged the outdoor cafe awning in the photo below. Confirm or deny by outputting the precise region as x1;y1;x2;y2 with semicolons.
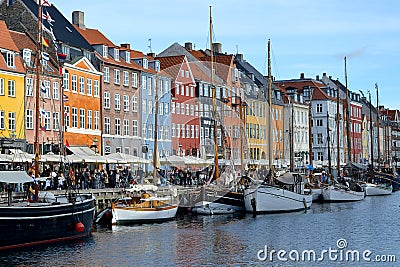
0;171;33;183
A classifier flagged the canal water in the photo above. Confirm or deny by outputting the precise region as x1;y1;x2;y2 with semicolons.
1;192;399;266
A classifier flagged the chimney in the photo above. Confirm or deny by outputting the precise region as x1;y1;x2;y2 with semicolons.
184;42;193;51
316;75;319;81
300;73;305;79
147;52;155;58
72;11;85;30
120;43;130;50
236;53;243;61
323;72;327;77
212;42;222;53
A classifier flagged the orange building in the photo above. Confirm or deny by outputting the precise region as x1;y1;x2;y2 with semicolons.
62;56;102;153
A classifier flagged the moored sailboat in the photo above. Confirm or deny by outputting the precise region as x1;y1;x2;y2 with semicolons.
0;2;95;250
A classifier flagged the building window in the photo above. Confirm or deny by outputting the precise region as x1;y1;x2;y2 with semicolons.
53;112;59;130
63;73;69;90
123;71;129;86
6;52;15;68
132;96;138;112
115;94;121;110
104;117;110;134
317;133;323;144
115;118;121;135
142;99;147;113
87;110;92;130
26;78;33;96
8;112;15;130
64;106;70;127
102;45;108;58
132;73;138;88
114;69;120;84
316;119;323;127
7;80;15;97
26;109;33;129
104;92;110;108
316;103;323;113
104;67;109;83
86;78;92;95
23;49;31;67
159;102;164;115
142;123;147;137
123;95;129;111
94;111;99;130
114;49;119;61
0;110;4;129
72;107;78;127
143;58;148;69
79;77;85;94
142;76;147;90
147;77;152;95
79;109;85;128
94;80;99;96
171;102;175;114
132;120;138;136
71;75;77;92
124;119;129;135
53;81;59;99
148;100;153;114
164;103;169;115
44;111;50;131
317;152;324;161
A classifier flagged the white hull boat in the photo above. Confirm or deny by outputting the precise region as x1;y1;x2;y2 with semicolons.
192;201;235;215
244;184;312;213
322;185;365;202
112;196;178;224
311;188;323;202
364;183;392;196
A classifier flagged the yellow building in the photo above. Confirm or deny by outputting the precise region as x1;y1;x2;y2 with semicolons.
0;21;25;143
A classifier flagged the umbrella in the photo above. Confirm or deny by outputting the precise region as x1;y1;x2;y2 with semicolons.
105;152;150;164
159;155;185;167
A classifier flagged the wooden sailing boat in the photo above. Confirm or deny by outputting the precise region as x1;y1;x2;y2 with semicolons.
243;40;312;213
192;6;245;215
0;1;95;250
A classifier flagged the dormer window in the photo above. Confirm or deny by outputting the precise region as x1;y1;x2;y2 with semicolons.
114;48;119;61
155;61;160;72
6;52;15;68
22;49;31;67
143;58;148;69
102;45;108;58
126;51;130;63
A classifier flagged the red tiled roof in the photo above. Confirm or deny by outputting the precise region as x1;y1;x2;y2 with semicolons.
74;25;115;47
156;55;185;80
0;20;19;51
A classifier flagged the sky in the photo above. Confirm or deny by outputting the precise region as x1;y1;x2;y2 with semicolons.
50;0;400;109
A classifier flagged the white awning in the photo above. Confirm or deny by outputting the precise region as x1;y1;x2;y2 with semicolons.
0;171;33;183
66;146;96;156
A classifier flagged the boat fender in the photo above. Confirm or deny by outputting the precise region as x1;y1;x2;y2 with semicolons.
251;198;257;215
303;198;307;209
75;221;85;233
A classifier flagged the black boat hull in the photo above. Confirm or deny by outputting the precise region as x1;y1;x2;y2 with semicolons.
0;194;95;250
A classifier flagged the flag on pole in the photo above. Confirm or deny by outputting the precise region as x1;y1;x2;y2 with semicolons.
41;0;52;6
65;139;70;148
57;52;67;60
59;67;69;75
62;94;69;102
41;52;49;62
42;11;55;25
42;37;50;47
40;82;47;93
40;123;47;132
43;25;56;41
39;107;47;117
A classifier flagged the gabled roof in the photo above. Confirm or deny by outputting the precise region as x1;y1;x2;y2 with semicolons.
0;20;19;52
234;54;267;88
158;42;224;85
74;26;115;47
0;21;25;73
20;0;93;51
156;55;184;81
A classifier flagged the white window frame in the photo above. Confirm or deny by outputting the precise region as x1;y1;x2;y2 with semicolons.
123;119;129;136
79;76;85;94
53;81;59;99
115;94;121;110
104;92;110;109
26;109;34;129
26;77;33;96
7;80;15;97
94;80;99;96
104;117;110;134
132;96;138;112
87;110;92;130
132;120;138;136
132;73;138;88
79;108;85;129
53;112;59;131
86;78;92;95
123;95;129;111
71;75;77;92
114;69;120;84
72;107;78;128
94;111;99;130
123;71;129;86
115;118;121;135
104;67;110;83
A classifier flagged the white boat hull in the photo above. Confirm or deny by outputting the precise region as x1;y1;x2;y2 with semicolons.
322;185;365;202
193;201;235;215
244;184;312;213
112;205;178;224
365;183;392;196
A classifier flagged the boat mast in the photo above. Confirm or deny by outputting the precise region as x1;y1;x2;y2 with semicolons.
289;100;294;172
153;73;159;185
327;111;332;176
336;81;341;177
308;97;313;177
267;39;273;172
344;57;352;163
376;83;380;171
369;91;374;169
210;6;219;181
239;98;245;173
34;2;43;180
